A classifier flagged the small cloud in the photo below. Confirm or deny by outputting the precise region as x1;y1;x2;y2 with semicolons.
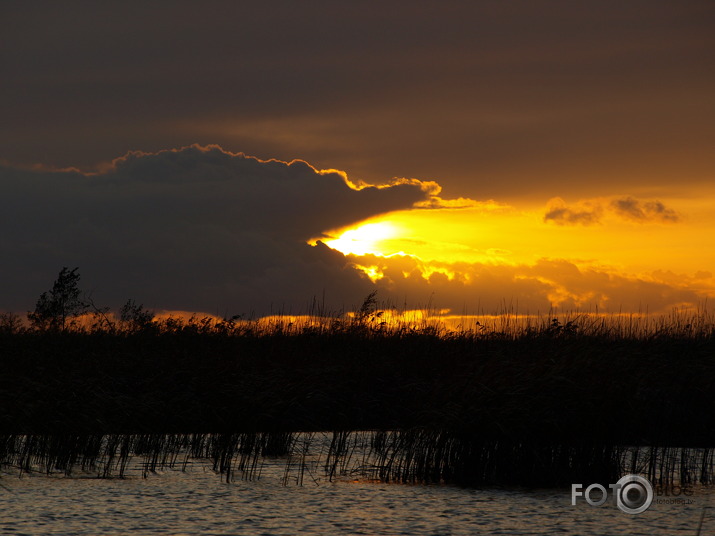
610;197;679;223
544;196;680;226
544;197;602;225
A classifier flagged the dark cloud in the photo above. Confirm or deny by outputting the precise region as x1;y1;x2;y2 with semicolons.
610;197;680;223
0;145;431;314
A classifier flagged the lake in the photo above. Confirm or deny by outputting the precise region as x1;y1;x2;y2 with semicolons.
1;458;712;535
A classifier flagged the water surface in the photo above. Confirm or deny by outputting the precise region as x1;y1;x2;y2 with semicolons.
1;465;711;535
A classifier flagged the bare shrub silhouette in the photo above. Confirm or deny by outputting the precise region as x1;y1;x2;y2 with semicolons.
27;267;89;332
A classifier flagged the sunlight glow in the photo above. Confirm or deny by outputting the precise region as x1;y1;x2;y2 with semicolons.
354;264;385;282
311;193;715;313
324;222;398;256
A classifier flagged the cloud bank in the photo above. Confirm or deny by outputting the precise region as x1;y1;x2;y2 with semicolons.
339;253;705;315
0;145;433;314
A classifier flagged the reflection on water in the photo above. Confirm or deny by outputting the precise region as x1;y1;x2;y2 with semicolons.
1;462;712;536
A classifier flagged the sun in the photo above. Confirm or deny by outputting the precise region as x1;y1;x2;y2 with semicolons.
323;222;397;256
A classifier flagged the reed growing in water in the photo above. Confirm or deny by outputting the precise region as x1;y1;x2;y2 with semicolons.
1;298;714;487
1;431;713;489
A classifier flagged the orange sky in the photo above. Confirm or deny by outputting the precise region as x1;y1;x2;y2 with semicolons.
316;183;715;314
2;3;713;316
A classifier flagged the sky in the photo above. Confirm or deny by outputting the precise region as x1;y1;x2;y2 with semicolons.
1;1;713;317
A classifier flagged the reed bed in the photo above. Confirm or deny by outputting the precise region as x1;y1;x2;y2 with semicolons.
2;431;714;489
1;303;714;487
